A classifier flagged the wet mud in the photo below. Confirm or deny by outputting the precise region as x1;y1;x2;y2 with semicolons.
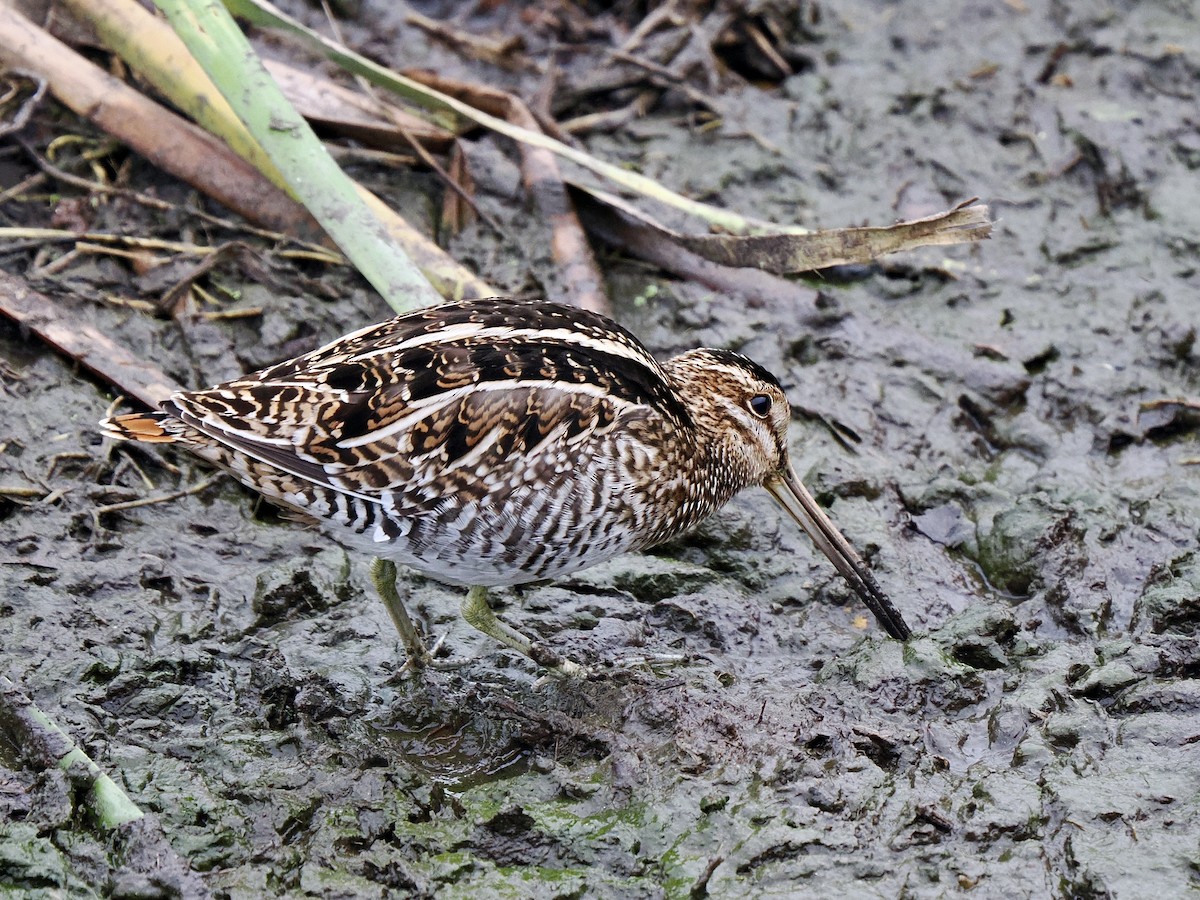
2;0;1199;897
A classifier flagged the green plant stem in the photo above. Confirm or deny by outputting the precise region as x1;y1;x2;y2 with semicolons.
154;0;442;312
0;676;144;830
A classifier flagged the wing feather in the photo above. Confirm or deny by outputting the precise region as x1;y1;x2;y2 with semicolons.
160;299;670;514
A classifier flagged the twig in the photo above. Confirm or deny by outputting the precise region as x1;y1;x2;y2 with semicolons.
690;854;725;899
0;485;47;498
607;49;782;154
509;97;609;315
91;473;222;530
621;3;685;53
0;170;47;204
22;141;340;256
1140;398;1200;413
560;91;655;135
405;10;538;73
156;242;253;315
740;21;793;78
0;227;343;266
0;71;47;137
200;306;263;321
403;71;610;315
326;144;418;169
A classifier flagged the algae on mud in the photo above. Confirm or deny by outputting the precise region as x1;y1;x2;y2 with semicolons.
3;0;1200;896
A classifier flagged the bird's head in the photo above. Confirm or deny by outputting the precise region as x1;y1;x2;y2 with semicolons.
663;347;912;641
663;347;792;489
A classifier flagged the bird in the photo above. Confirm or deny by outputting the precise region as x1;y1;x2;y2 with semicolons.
99;297;912;677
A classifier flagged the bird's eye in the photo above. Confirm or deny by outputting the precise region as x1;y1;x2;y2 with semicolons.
748;394;772;418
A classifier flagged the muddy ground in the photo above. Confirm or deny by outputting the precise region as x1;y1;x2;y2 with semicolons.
2;0;1199;897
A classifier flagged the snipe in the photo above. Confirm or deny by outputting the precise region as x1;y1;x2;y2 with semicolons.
100;298;912;676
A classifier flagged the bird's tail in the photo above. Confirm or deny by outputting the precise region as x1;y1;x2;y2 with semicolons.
98;411;190;444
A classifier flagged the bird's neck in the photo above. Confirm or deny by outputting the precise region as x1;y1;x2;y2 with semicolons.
627;399;753;551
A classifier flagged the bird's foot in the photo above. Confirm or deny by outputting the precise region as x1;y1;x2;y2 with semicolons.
384;634;451;684
526;642;591;680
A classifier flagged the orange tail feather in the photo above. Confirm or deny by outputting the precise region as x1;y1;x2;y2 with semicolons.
98;412;181;444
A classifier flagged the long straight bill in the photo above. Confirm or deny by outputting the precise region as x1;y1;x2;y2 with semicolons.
764;464;912;640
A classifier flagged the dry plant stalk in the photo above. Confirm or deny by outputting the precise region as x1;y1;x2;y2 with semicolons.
55;0;494;303
0;271;178;407
0;3;316;237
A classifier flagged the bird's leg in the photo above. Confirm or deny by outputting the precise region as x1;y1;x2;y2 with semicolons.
460;586;589;679
371;558;432;670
